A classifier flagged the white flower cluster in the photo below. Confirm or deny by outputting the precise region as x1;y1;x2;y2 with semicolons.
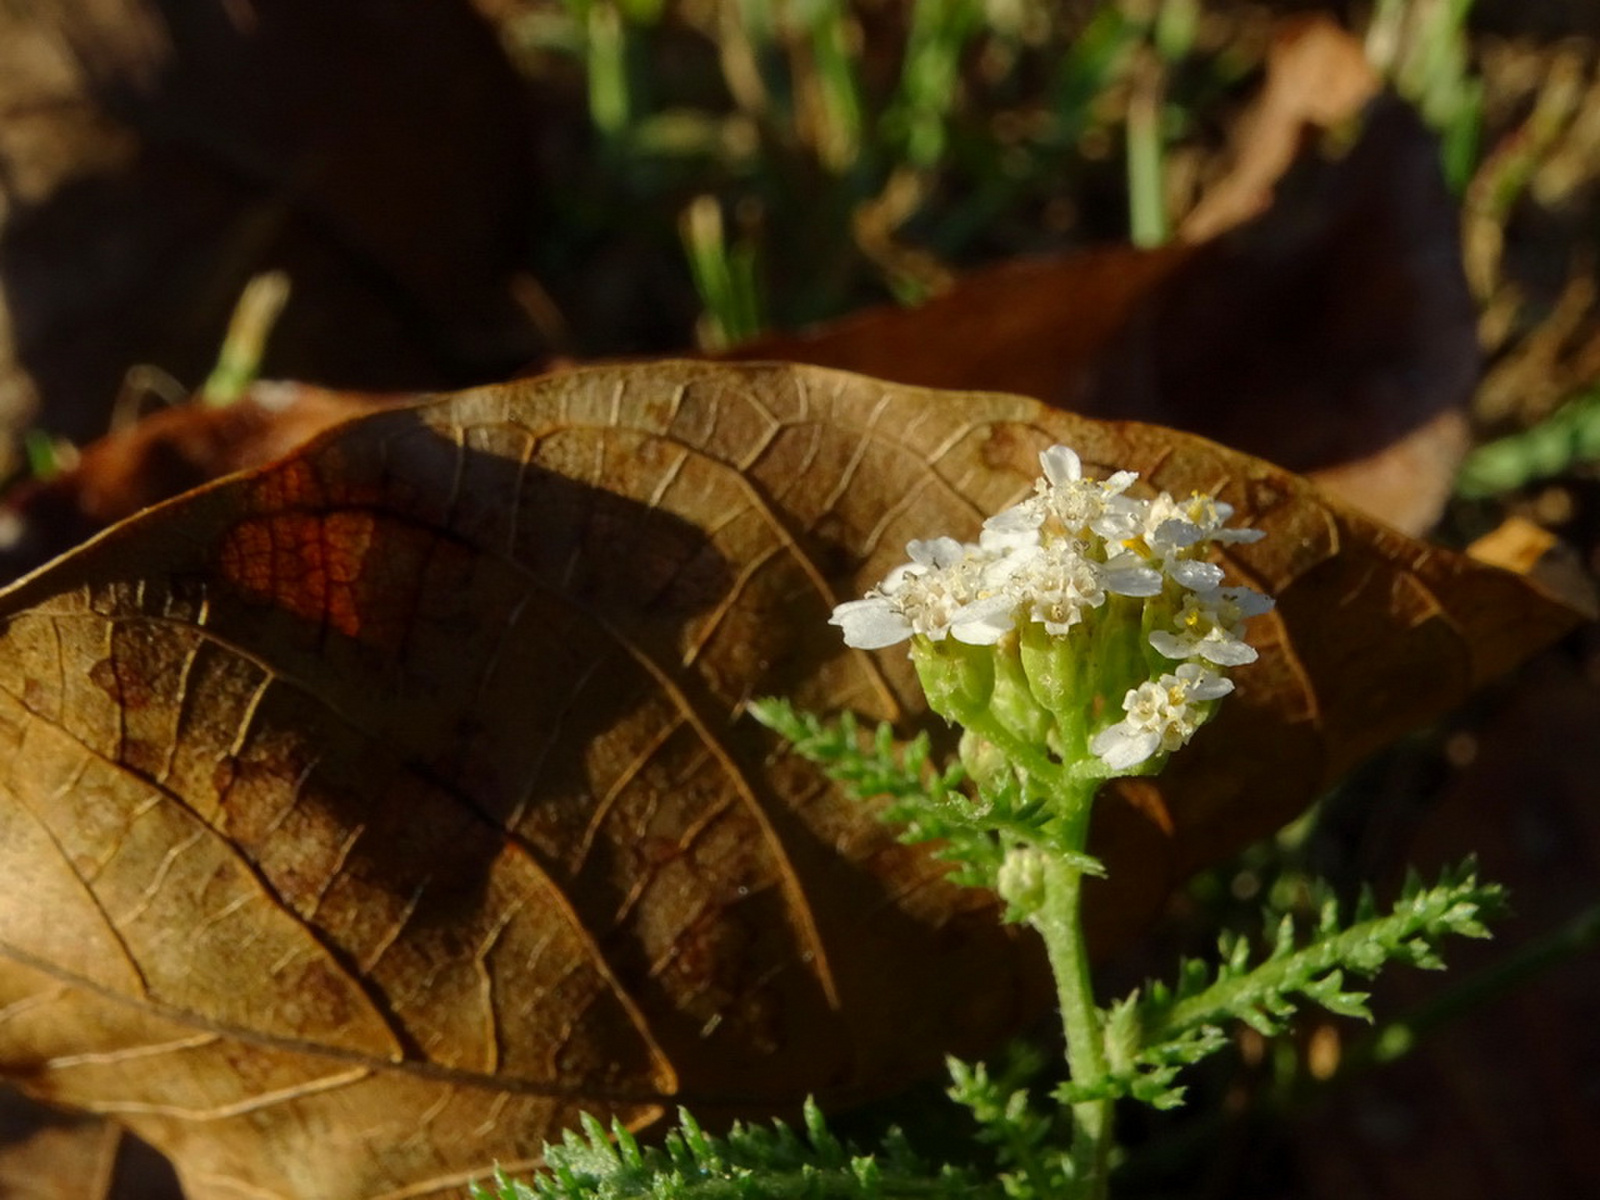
830;444;1274;772
1087;662;1236;771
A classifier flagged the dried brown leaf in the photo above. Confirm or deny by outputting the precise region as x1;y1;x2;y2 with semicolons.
0;385;396;584
0;1088;179;1200
723;89;1474;535
1087;99;1478;535
0;361;1582;1198
720;244;1193;402
1181;14;1380;241
0;1089;120;1200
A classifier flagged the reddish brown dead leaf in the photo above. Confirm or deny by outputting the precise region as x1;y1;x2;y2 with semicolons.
0;361;1583;1198
0;384;397;584
1085;98;1478;535
720;243;1194;404
724;88;1476;535
1180;13;1380;241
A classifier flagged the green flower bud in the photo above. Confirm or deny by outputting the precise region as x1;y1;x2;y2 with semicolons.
996;845;1049;920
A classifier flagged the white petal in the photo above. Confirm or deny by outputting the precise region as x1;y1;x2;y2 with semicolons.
909;536;967;568
830;598;913;648
951;619;1010;645
1091;505;1143;542
881;562;927;593
1168;559;1225;591
1211;526;1265;544
1040;444;1082;486
950;594;1017;644
980;545;1038;587
1174;663;1234;701
1101;555;1163;597
1195;635;1258;666
1152;517;1203;550
1220;585;1275;617
1148;629;1190;660
980;523;1040;554
1090;722;1159;771
985;502;1043;534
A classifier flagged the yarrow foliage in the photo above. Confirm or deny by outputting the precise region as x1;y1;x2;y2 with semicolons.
473;1101;985;1200
505;442;1506;1200
830;445;1273;775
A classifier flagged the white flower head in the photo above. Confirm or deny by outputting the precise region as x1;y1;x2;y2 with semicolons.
1018;539;1104;634
1089;663;1235;771
829;533;1023;648
1148;585;1275;667
831;445;1270;651
985;445;1140;543
1126;491;1258;592
830;442;1273;775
